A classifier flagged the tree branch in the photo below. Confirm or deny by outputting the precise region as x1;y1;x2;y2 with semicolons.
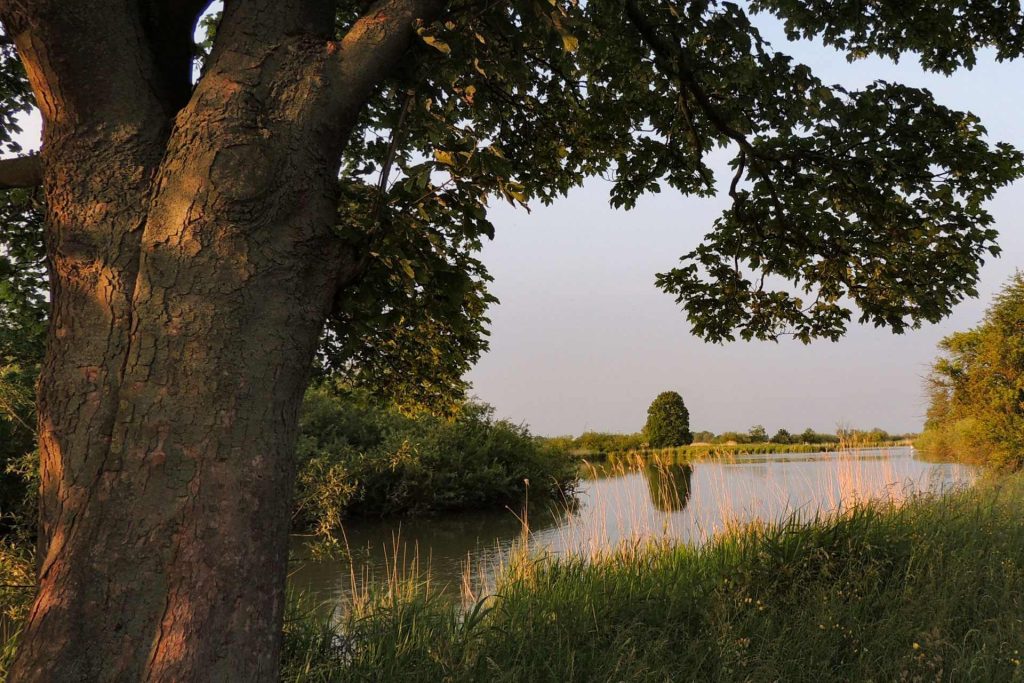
624;0;761;159
331;0;446;110
138;0;212;113
372;87;416;223
0;154;41;189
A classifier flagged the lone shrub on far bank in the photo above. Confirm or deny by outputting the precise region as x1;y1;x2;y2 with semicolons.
643;391;693;448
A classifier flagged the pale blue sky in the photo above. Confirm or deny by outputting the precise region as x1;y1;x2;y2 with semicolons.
10;17;1024;437
466;22;1024;437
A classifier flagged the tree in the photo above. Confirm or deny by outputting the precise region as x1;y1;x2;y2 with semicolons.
644;391;693;448
748;424;768;442
691;430;715;444
0;0;1021;678
770;428;792;444
920;273;1024;470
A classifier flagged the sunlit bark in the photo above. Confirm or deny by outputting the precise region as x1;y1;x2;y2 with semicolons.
0;0;441;678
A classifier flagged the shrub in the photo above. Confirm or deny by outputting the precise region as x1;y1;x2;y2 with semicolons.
293;383;578;535
0;364;37;539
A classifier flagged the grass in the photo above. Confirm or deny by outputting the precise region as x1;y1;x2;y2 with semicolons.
282;472;1024;682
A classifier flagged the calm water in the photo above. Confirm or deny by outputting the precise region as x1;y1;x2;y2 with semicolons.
288;447;975;607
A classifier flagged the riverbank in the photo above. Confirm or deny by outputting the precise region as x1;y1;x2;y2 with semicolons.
282;471;1024;682
571;439;915;461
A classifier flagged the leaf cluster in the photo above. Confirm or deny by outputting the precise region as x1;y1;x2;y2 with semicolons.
0;25;32;156
753;0;1024;74
340;0;1023;345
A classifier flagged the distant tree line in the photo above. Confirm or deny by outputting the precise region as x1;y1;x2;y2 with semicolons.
547;424;912;456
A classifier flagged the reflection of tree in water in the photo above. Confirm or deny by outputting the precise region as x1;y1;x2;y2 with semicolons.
643;460;694;512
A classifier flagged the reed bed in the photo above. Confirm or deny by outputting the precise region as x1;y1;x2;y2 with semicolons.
569;440;916;462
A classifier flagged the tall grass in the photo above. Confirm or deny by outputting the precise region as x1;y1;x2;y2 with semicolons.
282;472;1024;682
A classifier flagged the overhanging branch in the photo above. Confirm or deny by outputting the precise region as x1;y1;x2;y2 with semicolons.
331;0;446;109
0;154;41;189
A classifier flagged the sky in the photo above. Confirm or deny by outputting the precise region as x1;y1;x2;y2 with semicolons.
9;16;1024;438
465;21;1024;437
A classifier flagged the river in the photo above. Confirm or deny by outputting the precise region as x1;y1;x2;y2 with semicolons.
288;446;975;609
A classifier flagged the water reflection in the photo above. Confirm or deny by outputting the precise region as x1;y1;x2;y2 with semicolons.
289;447;976;611
643;461;693;512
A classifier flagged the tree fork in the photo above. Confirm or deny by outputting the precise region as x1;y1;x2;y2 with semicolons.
3;0;445;679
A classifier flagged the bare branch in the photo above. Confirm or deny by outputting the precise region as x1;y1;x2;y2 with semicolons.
0;153;41;189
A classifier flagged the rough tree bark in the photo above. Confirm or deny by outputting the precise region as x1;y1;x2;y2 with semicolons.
0;0;440;679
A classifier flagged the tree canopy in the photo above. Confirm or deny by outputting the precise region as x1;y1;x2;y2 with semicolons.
644;391;693;448
920;273;1024;470
2;0;1022;408
754;0;1024;74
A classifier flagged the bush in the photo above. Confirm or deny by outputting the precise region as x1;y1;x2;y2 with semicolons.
713;431;750;444
0;539;33;678
0;364;37;539
293;383;578;535
914;417;990;464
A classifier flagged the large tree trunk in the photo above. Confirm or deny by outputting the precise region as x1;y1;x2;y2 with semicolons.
1;0;439;679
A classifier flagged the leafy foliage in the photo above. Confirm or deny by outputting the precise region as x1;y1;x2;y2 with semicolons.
318;178;495;412
0;25;32;156
753;0;1024;74
1;0;1022;410
0;191;45;366
544;431;646;456
0;191;43;539
0;363;35;537
919;273;1024;469
643;391;693;448
293;381;577;541
376;0;1023;343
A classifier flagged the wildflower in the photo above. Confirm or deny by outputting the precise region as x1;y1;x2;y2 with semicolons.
913;643;920;650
